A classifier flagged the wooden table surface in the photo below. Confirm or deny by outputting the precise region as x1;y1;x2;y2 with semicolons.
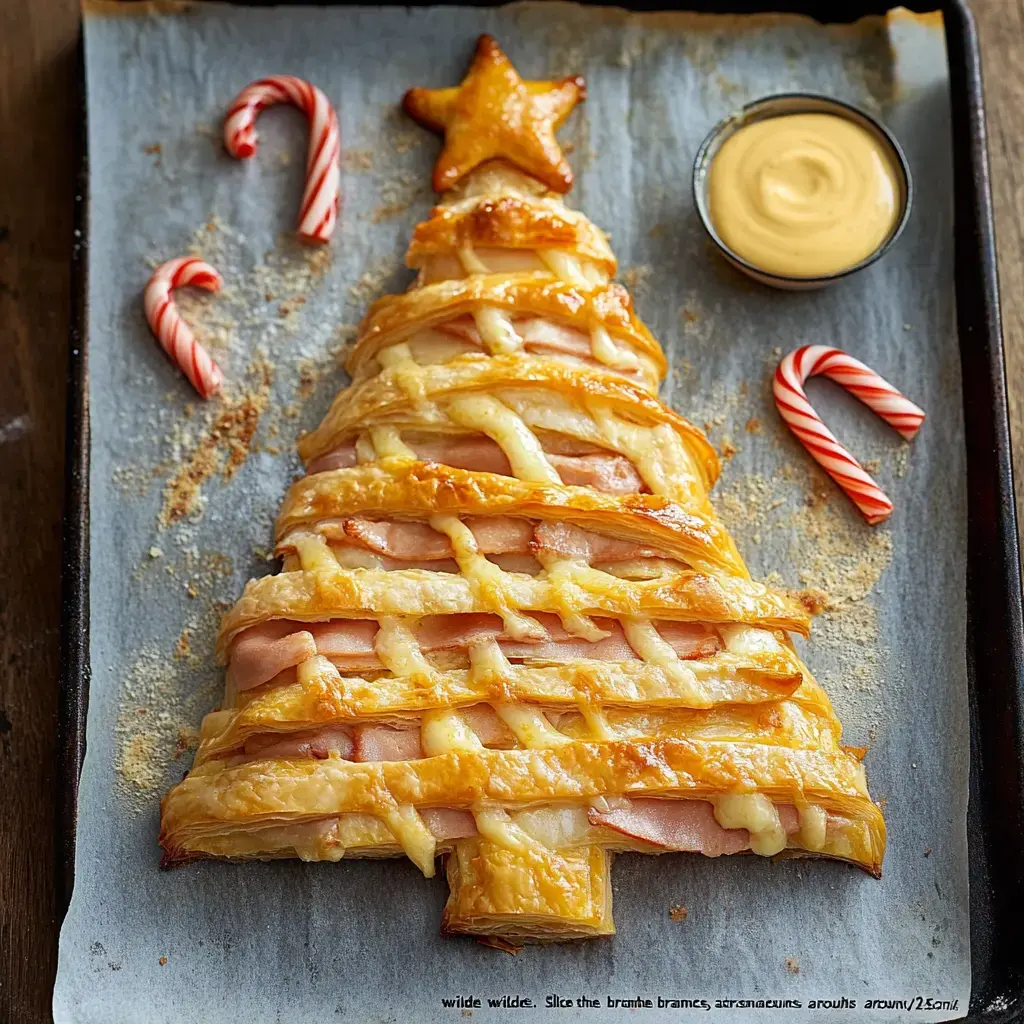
2;3;1022;1020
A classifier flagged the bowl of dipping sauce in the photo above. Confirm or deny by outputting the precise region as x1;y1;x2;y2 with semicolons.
693;93;912;289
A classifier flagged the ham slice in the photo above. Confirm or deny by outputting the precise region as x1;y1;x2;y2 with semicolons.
353;725;423;762
547;452;647;494
517;318;592;359
305;446;359;475
244;726;354;760
341;516;533;560
230;614;724;691
230;622;318;693
420;807;478;840
532;521;661;563
588;799;800;856
304;435;646;495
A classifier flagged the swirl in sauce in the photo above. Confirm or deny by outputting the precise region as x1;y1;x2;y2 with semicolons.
707;112;900;279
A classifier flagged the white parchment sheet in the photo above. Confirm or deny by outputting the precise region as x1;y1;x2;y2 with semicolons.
56;5;968;1022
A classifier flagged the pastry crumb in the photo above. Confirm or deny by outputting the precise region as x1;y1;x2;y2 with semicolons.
745;417;762;434
159;956;168;966
785;957;800;974
668;904;689;922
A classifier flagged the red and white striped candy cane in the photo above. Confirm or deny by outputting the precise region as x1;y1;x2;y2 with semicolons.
773;345;926;525
144;257;224;400
224;76;341;243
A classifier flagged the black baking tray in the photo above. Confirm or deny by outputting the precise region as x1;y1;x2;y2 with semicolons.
57;2;1024;1021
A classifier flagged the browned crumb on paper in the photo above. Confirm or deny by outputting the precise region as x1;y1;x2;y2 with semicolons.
621;263;653;298
159;957;168;966
158;358;273;528
785;957;800;975
115;611;222;808
745;417;762;434
372;171;425;223
714;461;895;735
341;149;374;171
668;904;689;922
719;438;739;461
172;628;192;661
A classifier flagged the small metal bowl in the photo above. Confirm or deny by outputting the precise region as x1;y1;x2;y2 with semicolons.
692;93;913;290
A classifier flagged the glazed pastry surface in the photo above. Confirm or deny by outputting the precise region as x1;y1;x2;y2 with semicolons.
160;36;885;943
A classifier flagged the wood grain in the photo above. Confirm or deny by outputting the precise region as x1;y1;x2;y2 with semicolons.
973;0;1024;513
0;2;80;1022
0;3;1021;1020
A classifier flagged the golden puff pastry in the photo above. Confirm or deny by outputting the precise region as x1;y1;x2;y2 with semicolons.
161;36;885;944
347;273;665;391
407;189;617;285
403;33;585;193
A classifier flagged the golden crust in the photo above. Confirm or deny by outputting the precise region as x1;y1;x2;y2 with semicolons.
346;272;666;380
442;842;615;940
402;35;585;194
276;459;747;577
406;193;617;276
160;739;885;875
215;565;816;661
198;683;835;764
298;355;716;483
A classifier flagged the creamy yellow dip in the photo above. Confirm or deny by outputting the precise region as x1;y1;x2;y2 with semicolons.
707;112;900;279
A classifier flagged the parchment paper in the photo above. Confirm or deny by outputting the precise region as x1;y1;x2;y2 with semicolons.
56;5;969;1021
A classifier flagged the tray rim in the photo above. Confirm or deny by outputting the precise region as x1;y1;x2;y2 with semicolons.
57;3;1024;1022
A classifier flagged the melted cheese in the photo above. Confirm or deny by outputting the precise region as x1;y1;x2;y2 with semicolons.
472;305;522;354
354;433;376;464
594;411;699;501
429;513;544;641
377;343;429;406
468;638;514;684
798;805;828;852
538;249;591;289
383;803;437;877
712;793;787;856
445;394;561;484
512;805;593;848
494;704;571;749
458;244;490;275
421;708;484;756
473;803;549;853
535;555;613;642
373;616;435;681
292;533;341;573
578;703;618;741
717;625;783;657
622;618;704;703
369;425;417;460
590;795;632;814
296;654;344;690
589;321;640;371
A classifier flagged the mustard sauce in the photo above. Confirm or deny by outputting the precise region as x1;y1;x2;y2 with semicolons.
707;112;900;279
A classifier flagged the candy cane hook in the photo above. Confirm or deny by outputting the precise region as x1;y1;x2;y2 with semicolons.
773;345;926;525
224;76;341;243
144;257;224;399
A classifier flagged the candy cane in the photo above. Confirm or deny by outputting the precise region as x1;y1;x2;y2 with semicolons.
224;76;341;243
773;345;926;525
144;257;224;400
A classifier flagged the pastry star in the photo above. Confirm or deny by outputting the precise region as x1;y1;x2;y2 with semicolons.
403;34;586;194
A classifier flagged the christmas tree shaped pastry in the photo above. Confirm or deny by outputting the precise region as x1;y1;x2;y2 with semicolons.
161;36;885;943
